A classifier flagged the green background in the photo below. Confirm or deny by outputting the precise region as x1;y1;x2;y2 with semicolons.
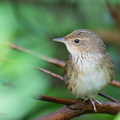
0;0;120;120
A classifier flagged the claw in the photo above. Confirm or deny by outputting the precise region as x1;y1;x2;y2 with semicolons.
84;98;102;112
89;99;97;112
94;99;102;106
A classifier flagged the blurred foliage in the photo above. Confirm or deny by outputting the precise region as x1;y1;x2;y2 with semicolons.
114;113;120;120
0;0;120;120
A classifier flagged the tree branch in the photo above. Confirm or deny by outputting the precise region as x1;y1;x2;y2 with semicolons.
36;67;64;80
112;80;120;88
6;42;65;67
34;95;77;105
34;93;120;108
34;94;120;119
98;93;120;103
35;99;120;120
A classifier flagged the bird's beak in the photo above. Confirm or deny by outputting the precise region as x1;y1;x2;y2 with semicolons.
52;37;65;43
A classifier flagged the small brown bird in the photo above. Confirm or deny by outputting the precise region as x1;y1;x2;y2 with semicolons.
53;29;115;111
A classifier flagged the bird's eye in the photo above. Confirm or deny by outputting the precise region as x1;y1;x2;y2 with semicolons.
74;39;80;44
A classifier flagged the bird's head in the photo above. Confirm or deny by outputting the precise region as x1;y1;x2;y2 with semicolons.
53;29;106;55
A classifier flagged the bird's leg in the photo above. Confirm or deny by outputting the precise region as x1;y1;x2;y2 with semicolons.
89;98;97;112
83;97;98;112
68;98;102;112
85;98;102;112
83;97;89;102
93;99;102;105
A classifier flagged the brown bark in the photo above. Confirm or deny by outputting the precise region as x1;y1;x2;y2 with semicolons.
35;100;120;120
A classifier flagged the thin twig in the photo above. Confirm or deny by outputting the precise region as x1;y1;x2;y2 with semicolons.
6;42;65;67
35;94;120;106
36;67;64;80
98;92;120;103
34;94;77;105
0;58;64;81
112;80;120;88
0;57;63;80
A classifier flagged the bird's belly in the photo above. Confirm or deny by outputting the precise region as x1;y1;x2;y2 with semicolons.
65;53;114;99
66;67;110;98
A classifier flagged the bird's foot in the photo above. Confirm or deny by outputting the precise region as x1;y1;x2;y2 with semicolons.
89;98;97;112
83;98;102;112
94;99;102;105
68;98;102;112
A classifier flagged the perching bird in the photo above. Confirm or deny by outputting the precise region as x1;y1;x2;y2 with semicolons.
53;29;115;111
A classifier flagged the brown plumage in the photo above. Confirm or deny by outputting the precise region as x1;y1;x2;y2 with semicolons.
53;29;115;111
